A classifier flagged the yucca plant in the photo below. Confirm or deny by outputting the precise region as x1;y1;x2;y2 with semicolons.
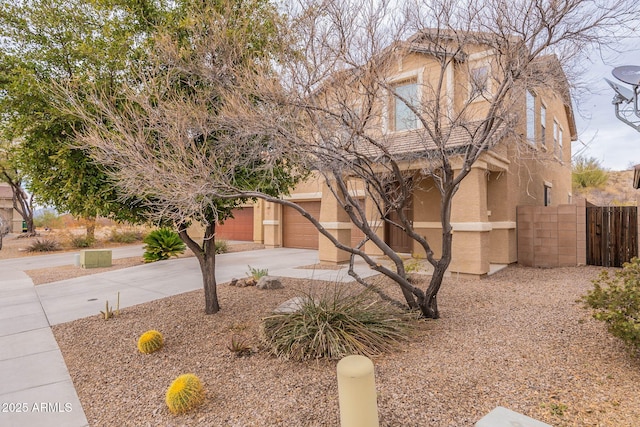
143;228;186;263
261;287;411;361
165;373;205;414
26;238;61;252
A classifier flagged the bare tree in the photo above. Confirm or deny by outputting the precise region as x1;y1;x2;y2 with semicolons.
73;0;639;319
215;0;640;318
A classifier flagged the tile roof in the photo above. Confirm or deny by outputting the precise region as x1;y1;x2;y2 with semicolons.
347;122;509;160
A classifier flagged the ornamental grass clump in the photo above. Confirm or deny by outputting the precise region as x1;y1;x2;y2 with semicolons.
137;330;164;354
583;257;640;351
143;228;186;263
26;238;61;252
165;373;205;414
261;287;410;361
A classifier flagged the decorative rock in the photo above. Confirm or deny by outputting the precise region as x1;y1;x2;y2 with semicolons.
274;296;308;313
245;277;257;287
257;276;283;290
229;278;238;286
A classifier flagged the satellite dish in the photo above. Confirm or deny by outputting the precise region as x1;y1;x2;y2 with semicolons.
612;65;640;86
605;78;635;103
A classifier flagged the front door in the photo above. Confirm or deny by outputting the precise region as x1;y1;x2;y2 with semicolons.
386;201;413;253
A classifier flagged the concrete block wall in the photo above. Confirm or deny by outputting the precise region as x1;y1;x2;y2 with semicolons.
517;202;585;268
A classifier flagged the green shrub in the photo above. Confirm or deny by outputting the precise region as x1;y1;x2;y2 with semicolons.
142;228;186;263
26;238;61;252
261;287;410;360
109;229;145;243
70;235;95;248
165;373;205;414
583;258;640;350
247;265;268;280
33;209;62;229
215;239;228;254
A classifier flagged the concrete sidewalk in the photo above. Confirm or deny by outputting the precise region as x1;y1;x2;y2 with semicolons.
0;246;378;426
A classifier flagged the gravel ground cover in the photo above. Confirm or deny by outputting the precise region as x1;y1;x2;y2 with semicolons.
50;264;640;427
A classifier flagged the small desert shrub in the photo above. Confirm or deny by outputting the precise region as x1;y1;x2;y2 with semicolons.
109;229;145;243
583;258;640;350
143;228;186;263
165;373;205;414
247;265;268;280
70;235;95;248
26;238;61;252
215;239;228;254
137;330;164;354
261;288;410;360
228;334;253;357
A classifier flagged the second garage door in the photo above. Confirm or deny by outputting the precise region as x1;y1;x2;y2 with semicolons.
283;201;321;249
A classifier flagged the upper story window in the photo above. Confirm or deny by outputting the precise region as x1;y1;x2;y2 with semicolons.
544;184;552;206
393;81;418;131
469;65;490;100
540;104;547;147
553;119;563;159
526;90;535;144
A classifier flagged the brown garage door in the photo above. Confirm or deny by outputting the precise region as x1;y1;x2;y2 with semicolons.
217;207;254;241
283;201;321;249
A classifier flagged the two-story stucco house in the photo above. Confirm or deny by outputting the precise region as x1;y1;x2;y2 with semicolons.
216;31;577;276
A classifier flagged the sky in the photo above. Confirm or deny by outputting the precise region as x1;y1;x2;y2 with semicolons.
572;37;640;171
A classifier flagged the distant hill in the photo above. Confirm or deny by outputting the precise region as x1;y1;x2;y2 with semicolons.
574;169;638;206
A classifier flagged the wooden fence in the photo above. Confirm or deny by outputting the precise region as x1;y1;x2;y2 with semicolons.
586;206;638;267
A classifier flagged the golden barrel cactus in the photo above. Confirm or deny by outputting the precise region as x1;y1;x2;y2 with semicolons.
137;330;164;354
165;373;205;414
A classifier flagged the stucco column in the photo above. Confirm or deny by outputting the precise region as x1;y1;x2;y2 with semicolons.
450;163;491;275
262;201;281;248
252;200;264;244
319;182;351;264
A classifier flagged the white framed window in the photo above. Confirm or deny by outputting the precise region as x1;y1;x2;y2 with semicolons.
393;81;418;132
540;104;547;147
553;119;563;160
526;90;535;144
469;65;490;100
544;182;552;206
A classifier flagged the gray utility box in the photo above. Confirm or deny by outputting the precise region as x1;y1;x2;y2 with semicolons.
80;249;112;269
475;406;552;427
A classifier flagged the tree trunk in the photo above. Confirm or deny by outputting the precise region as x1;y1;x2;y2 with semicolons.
419;264;447;319
24;216;35;236
200;251;220;314
85;217;96;240
178;223;219;314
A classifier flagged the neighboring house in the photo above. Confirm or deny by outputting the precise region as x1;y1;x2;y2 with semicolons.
0;183;22;233
219;33;577;276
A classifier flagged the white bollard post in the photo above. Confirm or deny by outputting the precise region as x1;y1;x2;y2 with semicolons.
336;355;379;427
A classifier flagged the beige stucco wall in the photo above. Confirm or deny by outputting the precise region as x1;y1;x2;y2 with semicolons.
257;45;574;275
0;184;21;233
